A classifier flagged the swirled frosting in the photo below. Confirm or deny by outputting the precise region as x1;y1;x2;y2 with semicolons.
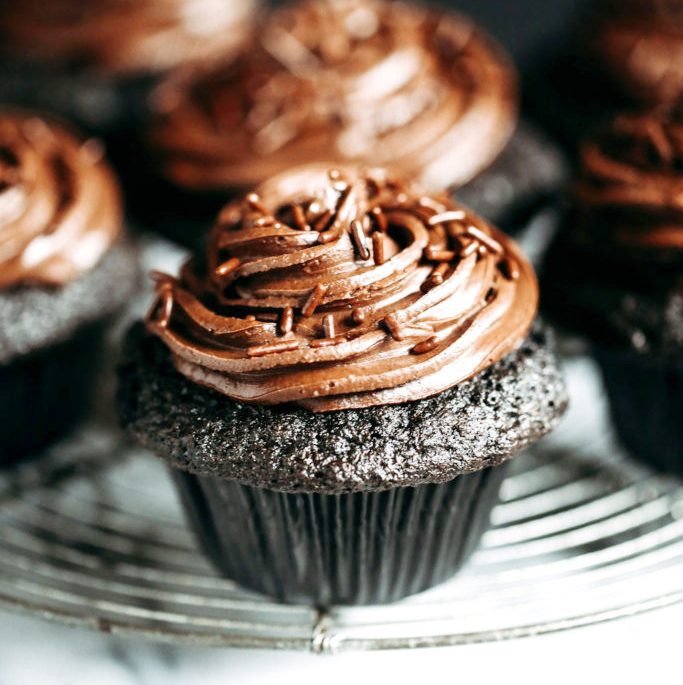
576;104;683;250
0;112;122;288
0;0;257;75
591;0;683;103
146;166;537;412
150;0;517;192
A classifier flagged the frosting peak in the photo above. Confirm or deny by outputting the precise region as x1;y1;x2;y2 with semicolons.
146;166;537;412
577;104;683;250
151;0;517;191
0;112;122;289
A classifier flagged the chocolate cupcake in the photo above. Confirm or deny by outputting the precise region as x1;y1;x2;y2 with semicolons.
543;104;683;471
0;111;139;463
136;0;565;248
0;0;257;135
119;165;567;605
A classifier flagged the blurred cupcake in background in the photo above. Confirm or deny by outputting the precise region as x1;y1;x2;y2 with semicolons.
543;103;683;472
0;110;139;464
139;0;566;248
0;0;258;135
119;165;567;605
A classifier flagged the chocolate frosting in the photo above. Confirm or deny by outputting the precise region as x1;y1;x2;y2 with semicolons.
0;111;122;289
150;0;517;192
592;0;683;103
543;104;683;356
146;166;538;412
0;0;257;75
576;104;683;251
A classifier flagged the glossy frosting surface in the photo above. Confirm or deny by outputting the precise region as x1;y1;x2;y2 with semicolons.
0;0;257;75
147;166;538;412
0;112;122;288
151;0;517;191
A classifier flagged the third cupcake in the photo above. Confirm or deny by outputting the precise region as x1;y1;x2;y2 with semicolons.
139;0;565;248
543;104;683;471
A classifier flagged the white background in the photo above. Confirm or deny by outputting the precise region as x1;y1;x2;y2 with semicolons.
0;603;678;684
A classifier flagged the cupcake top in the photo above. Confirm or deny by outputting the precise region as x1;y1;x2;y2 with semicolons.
146;166;537;412
0;0;257;76
575;103;683;251
150;0;517;192
544;104;683;355
0;111;123;289
591;0;683;103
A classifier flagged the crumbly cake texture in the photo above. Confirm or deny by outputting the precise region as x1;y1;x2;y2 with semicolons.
119;322;567;494
0;240;139;364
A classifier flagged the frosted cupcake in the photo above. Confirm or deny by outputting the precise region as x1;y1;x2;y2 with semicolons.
0;0;258;134
543;104;683;471
120;165;567;605
0;110;138;462
140;0;565;247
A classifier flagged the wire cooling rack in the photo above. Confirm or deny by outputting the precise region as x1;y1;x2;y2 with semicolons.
0;349;682;654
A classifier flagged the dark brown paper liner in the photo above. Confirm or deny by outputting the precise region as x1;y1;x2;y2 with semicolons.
595;347;683;474
173;465;506;606
0;323;105;465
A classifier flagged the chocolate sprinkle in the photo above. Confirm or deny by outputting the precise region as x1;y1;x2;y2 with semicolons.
215;257;241;277
428;210;466;226
466;225;503;255
383;313;403;340
322;313;335;339
301;283;326;317
351;219;371;260
411;336;440;355
247;340;300;357
372;232;385;265
279;306;294;335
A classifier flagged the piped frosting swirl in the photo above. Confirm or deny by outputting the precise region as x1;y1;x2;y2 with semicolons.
146;166;537;412
0;112;122;289
150;0;517;192
0;0;257;75
576;103;683;250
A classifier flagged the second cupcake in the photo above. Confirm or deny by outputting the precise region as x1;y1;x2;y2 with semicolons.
137;0;565;248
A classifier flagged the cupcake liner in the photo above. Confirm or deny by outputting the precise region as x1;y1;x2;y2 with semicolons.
173;465;506;606
595;347;683;473
0;323;105;465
